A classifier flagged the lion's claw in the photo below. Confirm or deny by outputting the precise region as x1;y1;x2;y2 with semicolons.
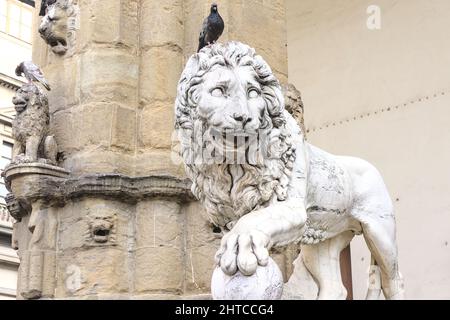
216;229;270;276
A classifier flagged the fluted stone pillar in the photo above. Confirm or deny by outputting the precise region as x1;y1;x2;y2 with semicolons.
8;0;290;299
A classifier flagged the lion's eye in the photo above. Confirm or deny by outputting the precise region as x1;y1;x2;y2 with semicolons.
211;87;224;97
248;88;260;99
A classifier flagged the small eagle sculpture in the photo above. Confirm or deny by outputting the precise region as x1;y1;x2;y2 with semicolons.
198;3;224;52
39;0;57;17
15;61;51;91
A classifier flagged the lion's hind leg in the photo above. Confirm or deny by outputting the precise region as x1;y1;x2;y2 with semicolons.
361;215;405;299
44;135;58;164
342;156;405;299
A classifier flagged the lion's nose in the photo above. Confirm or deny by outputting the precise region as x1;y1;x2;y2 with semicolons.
38;24;47;35
232;113;252;125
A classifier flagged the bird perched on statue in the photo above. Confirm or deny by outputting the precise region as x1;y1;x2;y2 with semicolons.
198;3;224;52
39;0;57;17
15;61;51;91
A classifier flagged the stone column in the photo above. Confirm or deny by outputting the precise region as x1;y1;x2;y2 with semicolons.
6;0;290;299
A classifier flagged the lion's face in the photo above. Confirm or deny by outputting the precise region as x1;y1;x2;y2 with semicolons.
197;65;266;134
90;217;113;243
87;210;116;245
38;3;69;55
12;84;48;116
12;86;32;113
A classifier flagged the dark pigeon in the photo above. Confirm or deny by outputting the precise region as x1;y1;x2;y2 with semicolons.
15;61;51;91
197;3;224;52
39;0;57;17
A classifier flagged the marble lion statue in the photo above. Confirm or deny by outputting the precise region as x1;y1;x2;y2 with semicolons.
174;41;404;300
38;0;78;55
11;84;57;165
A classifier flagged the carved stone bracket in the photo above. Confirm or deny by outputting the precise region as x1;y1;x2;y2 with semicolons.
3;163;70;205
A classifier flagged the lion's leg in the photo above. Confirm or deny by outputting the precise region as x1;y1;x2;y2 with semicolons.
283;251;318;299
25;136;41;162
301;231;354;300
361;216;404;300
338;156;404;299
44;136;58;164
12;142;24;161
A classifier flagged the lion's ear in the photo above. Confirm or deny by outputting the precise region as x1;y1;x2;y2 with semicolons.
184;54;201;80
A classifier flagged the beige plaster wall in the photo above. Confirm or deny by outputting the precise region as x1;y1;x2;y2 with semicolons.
287;0;450;299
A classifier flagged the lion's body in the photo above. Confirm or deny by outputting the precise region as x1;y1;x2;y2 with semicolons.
13;102;49;143
11;84;56;164
301;143;395;243
175;42;404;300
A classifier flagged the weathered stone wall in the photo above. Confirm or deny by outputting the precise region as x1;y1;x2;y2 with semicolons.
14;0;291;299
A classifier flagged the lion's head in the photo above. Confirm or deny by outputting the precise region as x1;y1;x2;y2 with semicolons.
175;42;298;228
176;42;285;136
12;84;48;115
38;0;78;55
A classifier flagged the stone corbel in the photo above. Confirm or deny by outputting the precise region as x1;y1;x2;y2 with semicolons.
18;200;58;299
3;163;70;299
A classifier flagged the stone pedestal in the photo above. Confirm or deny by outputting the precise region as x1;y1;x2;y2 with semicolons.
5;0;293;299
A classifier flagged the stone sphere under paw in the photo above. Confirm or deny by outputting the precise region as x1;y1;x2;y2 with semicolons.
211;257;283;300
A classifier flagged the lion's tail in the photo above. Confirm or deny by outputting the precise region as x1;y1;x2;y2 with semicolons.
365;257;382;300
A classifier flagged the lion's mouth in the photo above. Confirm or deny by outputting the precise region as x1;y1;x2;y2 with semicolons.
13;101;27;112
41;33;68;54
48;37;67;47
92;225;111;243
208;127;261;155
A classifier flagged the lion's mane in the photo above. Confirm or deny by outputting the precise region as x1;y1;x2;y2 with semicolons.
175;42;298;228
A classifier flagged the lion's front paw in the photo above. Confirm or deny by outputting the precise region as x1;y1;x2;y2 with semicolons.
215;229;270;276
12;154;33;164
